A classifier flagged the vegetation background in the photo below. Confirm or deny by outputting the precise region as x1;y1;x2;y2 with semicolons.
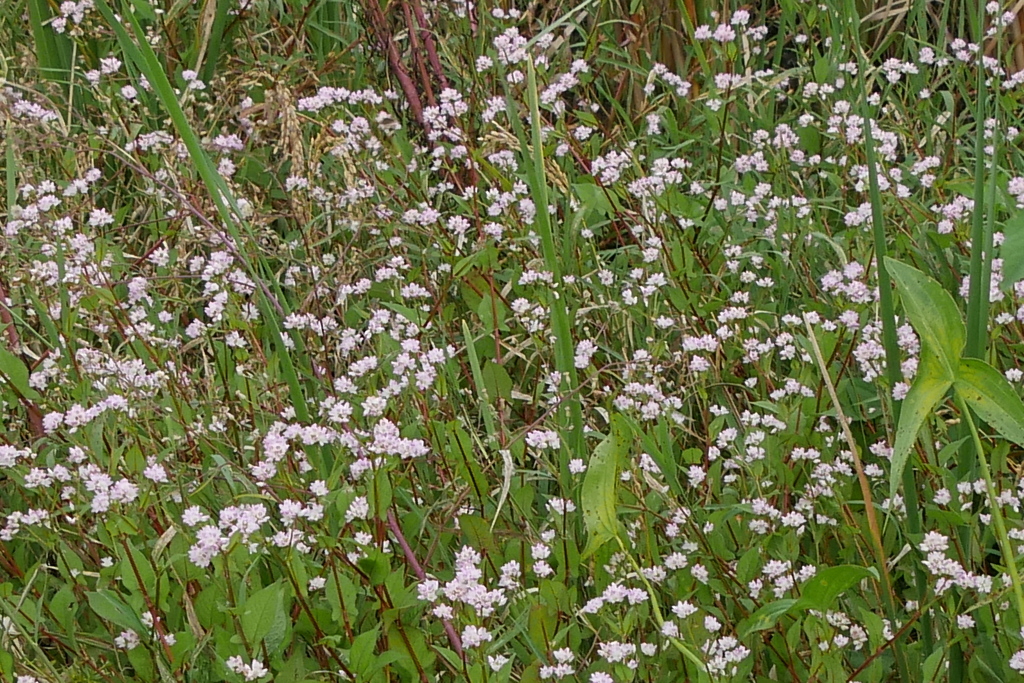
6;0;1024;681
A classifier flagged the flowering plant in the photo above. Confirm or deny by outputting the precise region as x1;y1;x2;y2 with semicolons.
4;0;1024;681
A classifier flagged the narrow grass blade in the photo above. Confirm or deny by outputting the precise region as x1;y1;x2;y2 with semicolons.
461;320;497;441
964;0;996;360
27;0;73;87
197;0;232;83
522;59;584;485
95;0;313;426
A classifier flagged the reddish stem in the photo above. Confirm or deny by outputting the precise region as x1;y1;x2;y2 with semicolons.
386;509;464;659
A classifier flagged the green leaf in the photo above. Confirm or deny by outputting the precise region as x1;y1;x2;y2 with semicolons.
1000;212;1024;290
27;0;73;85
49;585;77;636
527;603;558;651
617;413;682;495
124;0;158;22
357;550;391;585
118;540;157;597
0;348;40;400
369;469;392;520
580;527;617;560
87;590;146;634
481;360;512;402
890;347;952;499
740;599;799;637
459;514;498;557
580;415;627;558
794;565;876;612
573;181;616;217
241;581;288;651
922;645;946;682
350;627;379;678
127;646;156;682
386;623;435;679
955;358;1024;446
885;257;965;376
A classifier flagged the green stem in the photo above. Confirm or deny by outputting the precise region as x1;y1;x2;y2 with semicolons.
614;535;708;677
524;60;584;488
955;17;1001;683
956;394;1024;621
965;27;993;361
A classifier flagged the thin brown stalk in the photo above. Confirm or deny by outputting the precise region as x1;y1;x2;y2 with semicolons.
804;314;897;603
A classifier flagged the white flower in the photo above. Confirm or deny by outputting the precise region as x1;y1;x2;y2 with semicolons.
226;657;269;681
114;629;140;650
919;531;949;553
462;625;492;648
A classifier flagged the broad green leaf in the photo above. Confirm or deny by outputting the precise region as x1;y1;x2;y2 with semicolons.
368;469;392;520
49;585;77;636
580;528;617;560
350;627;379;678
241;581;288;649
357;550;391;585
922;645;946;682
955;358;1024;446
580;415;627;558
386;623;435;678
740;599;798;637
0;348;40;400
885;257;965;376
87;590;146;634
527;603;558;651
1001;213;1024;290
481;360;512;401
573;181;616;217
794;565;876;612
618;413;682;495
891;346;952;499
459;514;498;557
127;646;156;682
118;540;157;597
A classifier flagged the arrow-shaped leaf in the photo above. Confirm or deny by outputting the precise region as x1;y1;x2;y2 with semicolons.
891;346;952;499
885;257;965;377
794;564;877;612
87;590;146;634
740;599;799;637
955;358;1024;446
581;415;627;558
0;348;41;401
